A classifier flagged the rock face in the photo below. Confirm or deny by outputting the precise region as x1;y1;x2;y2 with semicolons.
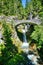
0;15;5;20
5;16;18;22
0;26;4;44
27;54;38;65
0;15;18;22
0;31;2;39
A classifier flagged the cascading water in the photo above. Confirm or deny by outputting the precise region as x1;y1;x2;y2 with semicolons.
21;25;29;53
21;25;38;65
22;29;27;43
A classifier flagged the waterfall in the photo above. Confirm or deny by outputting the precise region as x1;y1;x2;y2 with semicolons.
22;25;28;43
23;30;27;43
21;25;38;65
21;26;29;53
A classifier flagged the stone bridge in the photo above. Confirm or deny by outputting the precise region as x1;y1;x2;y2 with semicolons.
14;19;41;27
0;16;41;27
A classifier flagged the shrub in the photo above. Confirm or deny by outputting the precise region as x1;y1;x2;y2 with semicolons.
31;25;43;48
1;20;18;65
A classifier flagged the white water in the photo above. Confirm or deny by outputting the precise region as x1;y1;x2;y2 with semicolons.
21;29;29;48
27;54;38;65
21;27;29;54
23;30;27;43
21;25;38;65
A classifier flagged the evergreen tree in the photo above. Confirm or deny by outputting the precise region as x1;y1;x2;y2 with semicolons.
0;0;23;16
26;0;42;18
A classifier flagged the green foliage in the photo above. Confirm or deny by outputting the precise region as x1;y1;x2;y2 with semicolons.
39;0;43;6
0;43;5;51
0;0;23;16
0;43;5;64
6;53;31;65
18;7;27;19
0;0;43;19
26;0;42;18
39;12;43;17
0;20;18;65
6;53;25;65
31;25;43;48
39;12;43;24
2;21;12;44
